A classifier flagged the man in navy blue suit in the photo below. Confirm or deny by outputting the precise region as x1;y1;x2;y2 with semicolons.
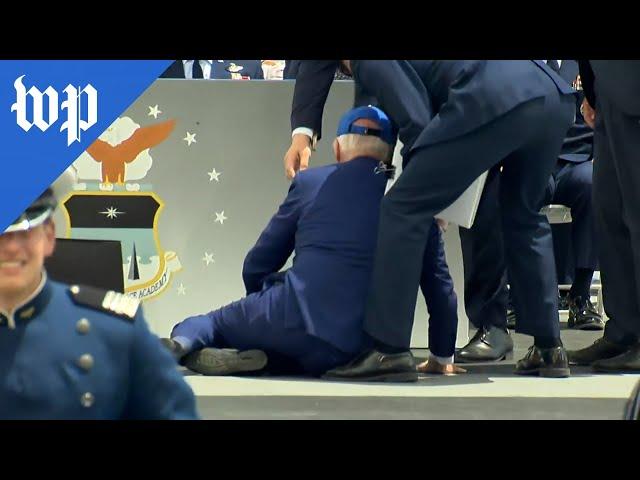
163;106;461;378
567;61;640;373
456;59;603;363
292;61;576;381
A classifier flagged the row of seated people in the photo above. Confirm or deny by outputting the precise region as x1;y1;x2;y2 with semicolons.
160;60;349;80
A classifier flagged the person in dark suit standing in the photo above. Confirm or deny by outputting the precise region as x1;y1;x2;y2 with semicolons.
159;60;264;79
456;59;602;363
283;60;374;179
301;61;575;381
163;106;462;378
567;61;640;373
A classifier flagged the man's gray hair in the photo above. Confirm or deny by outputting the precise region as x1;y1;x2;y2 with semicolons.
336;133;393;163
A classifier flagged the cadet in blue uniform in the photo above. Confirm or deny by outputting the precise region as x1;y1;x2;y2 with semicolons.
0;171;198;419
164;106;462;378
159;60;264;79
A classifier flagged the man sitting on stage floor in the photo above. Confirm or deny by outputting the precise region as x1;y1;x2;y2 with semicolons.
162;106;462;378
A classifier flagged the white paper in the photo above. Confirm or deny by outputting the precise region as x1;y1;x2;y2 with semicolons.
387;141;487;229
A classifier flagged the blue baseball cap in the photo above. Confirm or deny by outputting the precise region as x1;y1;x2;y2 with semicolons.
336;105;397;145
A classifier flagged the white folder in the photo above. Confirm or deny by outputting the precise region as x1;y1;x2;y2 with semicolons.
387;141;487;229
435;171;487;228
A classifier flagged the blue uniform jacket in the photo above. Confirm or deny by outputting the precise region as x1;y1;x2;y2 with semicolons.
0;280;198;420
241;157;387;354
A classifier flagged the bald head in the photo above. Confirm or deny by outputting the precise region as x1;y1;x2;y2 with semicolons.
333;118;393;164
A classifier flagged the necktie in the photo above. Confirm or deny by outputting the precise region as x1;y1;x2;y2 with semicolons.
192;60;204;79
547;60;560;73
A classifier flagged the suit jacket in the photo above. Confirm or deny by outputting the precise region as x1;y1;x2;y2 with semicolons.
159;60;264;79
579;60;640;116
241;157;387;353
289;60;575;148
0;281;197;420
351;60;576;154
289;60;376;139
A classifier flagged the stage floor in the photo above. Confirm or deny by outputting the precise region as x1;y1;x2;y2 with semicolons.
185;323;639;420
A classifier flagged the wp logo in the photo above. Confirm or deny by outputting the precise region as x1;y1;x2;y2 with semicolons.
11;75;98;146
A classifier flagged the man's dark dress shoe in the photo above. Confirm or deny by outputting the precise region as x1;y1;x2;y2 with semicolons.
567;296;604;331
455;325;514;363
323;349;418;382
515;345;570;378
592;343;640;373
567;337;630;366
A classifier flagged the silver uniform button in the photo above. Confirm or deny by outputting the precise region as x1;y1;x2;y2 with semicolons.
80;392;94;408
76;318;91;334
70;285;80;295
77;354;94;371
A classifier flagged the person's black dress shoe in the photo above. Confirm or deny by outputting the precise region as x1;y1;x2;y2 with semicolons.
322;349;418;382
592;343;640;373
455;325;514;363
567;296;604;331
567;337;630;366
515;345;570;378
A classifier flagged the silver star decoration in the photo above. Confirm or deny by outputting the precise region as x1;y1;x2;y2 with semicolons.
202;252;215;266
207;168;221;182
183;132;197;146
99;207;125;219
214;211;227;224
177;283;187;295
148;105;162;119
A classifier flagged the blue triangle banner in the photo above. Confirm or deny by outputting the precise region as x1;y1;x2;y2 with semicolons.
1;60;171;230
